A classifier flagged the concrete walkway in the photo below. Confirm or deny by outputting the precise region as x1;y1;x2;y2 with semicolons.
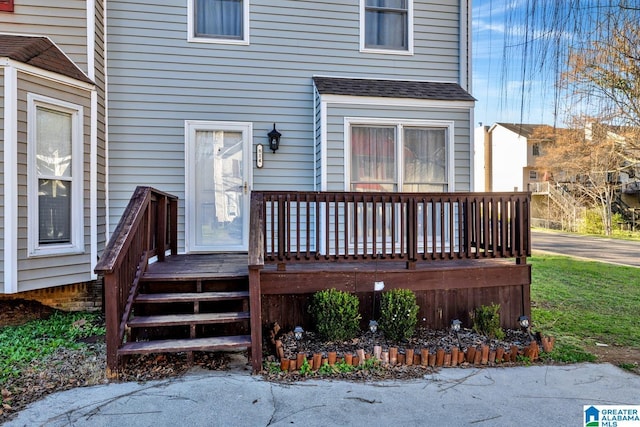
7;363;640;426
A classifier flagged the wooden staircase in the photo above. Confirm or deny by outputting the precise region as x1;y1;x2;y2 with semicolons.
118;273;252;360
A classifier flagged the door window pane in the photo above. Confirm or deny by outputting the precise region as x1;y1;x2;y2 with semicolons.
195;0;243;39
194;130;244;246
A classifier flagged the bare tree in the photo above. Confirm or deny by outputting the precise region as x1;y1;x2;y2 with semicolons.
533;120;638;234
495;2;640;233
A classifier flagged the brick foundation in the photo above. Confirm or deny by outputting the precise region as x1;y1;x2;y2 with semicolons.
0;280;103;312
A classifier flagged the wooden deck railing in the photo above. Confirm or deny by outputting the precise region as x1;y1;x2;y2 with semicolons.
94;186;178;377
249;191;531;270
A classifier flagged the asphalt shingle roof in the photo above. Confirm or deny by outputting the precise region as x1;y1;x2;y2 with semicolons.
0;34;93;84
494;123;548;138
313;76;475;101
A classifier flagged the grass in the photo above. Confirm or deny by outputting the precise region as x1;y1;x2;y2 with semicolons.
530;254;640;362
0;311;105;385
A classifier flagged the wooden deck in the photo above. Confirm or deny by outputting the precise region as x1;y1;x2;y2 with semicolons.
142;253;531;332
96;188;532;375
261;257;530;331
144;253;249;279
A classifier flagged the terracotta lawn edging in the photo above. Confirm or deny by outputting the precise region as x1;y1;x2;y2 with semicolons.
271;337;554;373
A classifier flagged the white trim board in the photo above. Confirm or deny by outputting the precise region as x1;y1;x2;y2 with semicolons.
3;66;18;293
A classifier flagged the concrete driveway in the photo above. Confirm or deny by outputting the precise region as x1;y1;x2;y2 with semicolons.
532;230;640;267
6;364;640;427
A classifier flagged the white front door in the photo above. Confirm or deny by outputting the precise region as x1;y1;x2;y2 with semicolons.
186;121;252;252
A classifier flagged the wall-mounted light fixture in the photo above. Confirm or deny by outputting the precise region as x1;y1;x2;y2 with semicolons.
268;123;281;153
368;319;378;333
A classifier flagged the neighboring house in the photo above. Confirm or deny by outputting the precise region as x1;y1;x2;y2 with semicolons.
105;0;476;253
0;1;106;305
474;123;551;192
585;123;640;210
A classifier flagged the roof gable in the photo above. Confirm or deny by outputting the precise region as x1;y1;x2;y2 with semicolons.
0;34;92;84
313;77;475;102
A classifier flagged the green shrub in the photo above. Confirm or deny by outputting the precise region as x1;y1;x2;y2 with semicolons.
471;303;505;339
309;289;361;341
579;209;603;234
379;289;419;342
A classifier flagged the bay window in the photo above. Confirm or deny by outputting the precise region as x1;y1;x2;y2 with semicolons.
348;120;451;192
28;94;83;256
346;119;454;253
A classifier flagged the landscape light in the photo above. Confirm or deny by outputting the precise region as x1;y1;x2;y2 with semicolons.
293;326;304;341
369;320;378;333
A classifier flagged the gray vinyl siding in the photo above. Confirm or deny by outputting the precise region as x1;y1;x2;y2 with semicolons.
0;68;4;290
94;0;108;252
1;0;89;74
323;102;471;192
15;73;93;292
107;0;466;249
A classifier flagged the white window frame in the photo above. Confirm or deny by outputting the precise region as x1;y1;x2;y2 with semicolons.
359;0;414;55
27;94;84;257
344;118;454;192
343;118;455;254
187;0;250;45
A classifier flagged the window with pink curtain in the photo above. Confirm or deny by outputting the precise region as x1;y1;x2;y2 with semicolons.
350;126;396;192
403;127;447;192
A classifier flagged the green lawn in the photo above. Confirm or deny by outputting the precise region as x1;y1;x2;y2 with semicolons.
530;255;640;361
0;311;104;385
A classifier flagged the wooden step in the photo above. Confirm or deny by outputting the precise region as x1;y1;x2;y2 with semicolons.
118;335;251;355
127;312;250;328
135;291;249;304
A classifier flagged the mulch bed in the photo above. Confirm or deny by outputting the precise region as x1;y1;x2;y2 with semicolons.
261;327;544;382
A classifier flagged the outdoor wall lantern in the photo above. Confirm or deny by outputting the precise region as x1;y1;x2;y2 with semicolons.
451;319;462;347
518;315;535;341
293;326;304;340
368;320;378;333
268;123;281;153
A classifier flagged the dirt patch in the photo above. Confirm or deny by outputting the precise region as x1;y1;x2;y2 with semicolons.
0;299;57;327
588;345;640;374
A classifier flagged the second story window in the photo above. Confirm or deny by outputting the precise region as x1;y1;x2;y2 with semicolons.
362;0;413;54
190;0;249;44
532;143;540;156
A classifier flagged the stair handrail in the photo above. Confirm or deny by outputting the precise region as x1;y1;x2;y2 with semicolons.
95;186;178;377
